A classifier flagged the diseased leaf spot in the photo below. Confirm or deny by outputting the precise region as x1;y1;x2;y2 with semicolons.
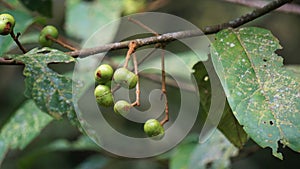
9;48;75;120
211;27;300;159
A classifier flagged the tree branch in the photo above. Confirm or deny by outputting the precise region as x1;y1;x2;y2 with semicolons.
0;57;23;65
0;0;292;62
222;0;300;15
66;0;292;58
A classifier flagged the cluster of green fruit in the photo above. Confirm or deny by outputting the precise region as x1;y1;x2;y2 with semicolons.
94;64;165;139
0;13;165;139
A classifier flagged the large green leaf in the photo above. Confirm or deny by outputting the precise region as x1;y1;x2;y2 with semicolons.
193;61;248;148
9;48;75;120
0;100;53;165
0;10;34;56
170;131;238;169
66;0;123;42
211;27;300;159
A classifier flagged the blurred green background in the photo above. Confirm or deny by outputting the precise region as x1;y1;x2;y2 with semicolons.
0;0;300;168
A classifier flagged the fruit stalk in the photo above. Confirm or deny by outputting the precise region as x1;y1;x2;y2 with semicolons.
131;53;140;106
10;31;26;53
46;35;78;51
160;47;169;126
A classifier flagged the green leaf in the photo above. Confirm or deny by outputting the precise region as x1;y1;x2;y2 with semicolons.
170;131;238;169
0;100;53;165
188;130;238;169
0;10;34;56
43;135;99;152
285;65;300;77
9;48;75;120
170;135;198;169
193;61;248;148
19;0;52;17
211;27;300;159
66;0;123;42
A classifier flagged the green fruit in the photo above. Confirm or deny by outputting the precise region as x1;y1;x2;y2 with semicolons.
104;80;112;88
114;100;131;115
144;119;165;139
113;68;138;89
94;64;114;84
0;13;15;35
39;25;59;47
94;85;114;107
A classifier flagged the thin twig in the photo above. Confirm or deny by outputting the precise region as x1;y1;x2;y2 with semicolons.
10;31;27;53
46;35;78;51
128;17;159;36
160;47;169;126
131;53;140;107
0;57;23;65
222;0;300;15
203;0;293;33
66;0;291;58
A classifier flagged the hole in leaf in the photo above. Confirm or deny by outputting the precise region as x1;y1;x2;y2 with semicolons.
269;120;274;126
263;59;267;62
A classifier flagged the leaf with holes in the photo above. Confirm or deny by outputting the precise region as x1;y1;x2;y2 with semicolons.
9;48;75;119
211;27;300;159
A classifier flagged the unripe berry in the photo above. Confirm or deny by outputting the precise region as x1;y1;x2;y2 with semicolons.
94;85;114;107
104;80;112;88
94;64;114;84
39;25;59;47
0;13;15;35
114;100;131;115
113;68;137;89
144;119;165;139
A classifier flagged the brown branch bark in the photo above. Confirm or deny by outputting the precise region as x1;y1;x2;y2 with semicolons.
222;0;300;15
0;0;293;63
66;0;292;58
